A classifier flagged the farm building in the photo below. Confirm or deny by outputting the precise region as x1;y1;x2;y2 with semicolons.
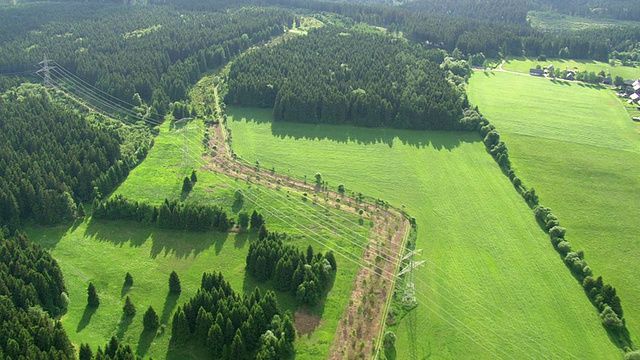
603;77;612;85
530;68;544;76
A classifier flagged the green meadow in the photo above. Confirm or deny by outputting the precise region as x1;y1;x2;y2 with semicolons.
469;70;640;346
27;116;368;359
226;106;619;359
501;57;640;80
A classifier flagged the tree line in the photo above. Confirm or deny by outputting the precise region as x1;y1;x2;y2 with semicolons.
246;230;336;306
93;195;234;232
171;271;296;359
0;231;74;359
476;109;634;351
227;26;468;130
0;89;137;231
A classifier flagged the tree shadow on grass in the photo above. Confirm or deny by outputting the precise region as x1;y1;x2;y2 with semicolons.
161;293;180;325
136;330;155;358
234;232;252;249
150;229;223;259
85;218;150;248
227;107;479;151
116;315;133;340
26;219;82;250
121;284;132;298
76;305;97;332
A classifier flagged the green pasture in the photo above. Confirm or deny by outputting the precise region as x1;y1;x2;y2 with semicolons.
469;70;640;346
27;115;368;359
226;106;619;359
501;57;640;80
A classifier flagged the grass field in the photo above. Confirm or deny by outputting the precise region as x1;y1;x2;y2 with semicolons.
501;57;640;80
468;70;640;347
226;106;619;359
27;116;369;359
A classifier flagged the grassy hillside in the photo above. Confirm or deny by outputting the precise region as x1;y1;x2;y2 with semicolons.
468;70;640;347
27;116;368;359
226;106;619;359
501;57;640;80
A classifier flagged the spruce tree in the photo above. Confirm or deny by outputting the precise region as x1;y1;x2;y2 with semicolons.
87;282;99;307
124;272;133;287
190;170;198;183
123;296;136;317
143;306;159;331
230;330;245;359
171;309;190;345
182;177;192;192
169;271;181;294
79;343;92;360
207;324;224;357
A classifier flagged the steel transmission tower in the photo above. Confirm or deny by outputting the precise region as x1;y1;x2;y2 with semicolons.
36;54;55;88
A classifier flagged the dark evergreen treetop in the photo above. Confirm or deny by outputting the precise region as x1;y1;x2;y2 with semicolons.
0;231;67;315
172;271;295;358
0;87;135;229
0;232;74;359
227;26;468;130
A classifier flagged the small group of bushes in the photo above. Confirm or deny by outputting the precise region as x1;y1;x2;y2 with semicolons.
93;195;233;232
171;271;296;359
476;109;632;344
246;230;336;306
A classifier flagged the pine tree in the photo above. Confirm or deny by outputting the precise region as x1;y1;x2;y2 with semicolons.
326;251;337;271
143;306;159;331
87;282;99;307
123;296;136;317
169;271;181;294
207;323;224;357
195;307;213;341
230;329;245;359
172;308;190;345
124;272;133;287
182;177;192;193
79;343;92;360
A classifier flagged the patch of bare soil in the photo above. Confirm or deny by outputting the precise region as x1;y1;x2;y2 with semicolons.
294;309;322;335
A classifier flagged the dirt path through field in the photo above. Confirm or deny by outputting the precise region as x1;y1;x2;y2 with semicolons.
200;83;410;359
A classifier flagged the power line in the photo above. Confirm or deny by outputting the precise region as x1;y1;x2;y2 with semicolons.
39;60;575;359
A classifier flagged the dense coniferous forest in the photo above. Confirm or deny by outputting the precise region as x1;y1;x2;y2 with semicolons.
172;271;296;359
0;232;75;359
227;27;468;130
0;88;132;229
0;4;293;111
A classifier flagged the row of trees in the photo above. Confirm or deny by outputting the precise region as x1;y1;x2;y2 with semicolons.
92;196;234;232
171;271;296;359
0;232;74;359
246;230;336;306
477;111;632;344
227;26;467;130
